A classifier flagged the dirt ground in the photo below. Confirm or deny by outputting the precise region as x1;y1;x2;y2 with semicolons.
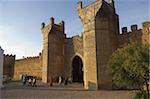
0;81;136;99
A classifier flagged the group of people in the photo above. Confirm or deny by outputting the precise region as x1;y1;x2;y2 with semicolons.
20;75;72;87
21;75;37;87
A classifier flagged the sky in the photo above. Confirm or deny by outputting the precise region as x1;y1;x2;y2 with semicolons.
0;0;149;59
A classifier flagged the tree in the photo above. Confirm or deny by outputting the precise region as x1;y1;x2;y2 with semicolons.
108;42;149;98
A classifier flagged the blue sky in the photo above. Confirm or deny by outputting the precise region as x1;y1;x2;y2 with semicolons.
0;0;149;59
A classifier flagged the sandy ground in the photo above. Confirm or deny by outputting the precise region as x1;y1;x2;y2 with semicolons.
0;81;136;99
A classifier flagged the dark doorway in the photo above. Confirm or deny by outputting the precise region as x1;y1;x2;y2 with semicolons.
72;56;83;83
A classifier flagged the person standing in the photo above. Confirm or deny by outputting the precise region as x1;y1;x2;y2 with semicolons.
58;76;62;85
22;75;26;86
28;78;32;86
32;77;37;87
49;77;53;86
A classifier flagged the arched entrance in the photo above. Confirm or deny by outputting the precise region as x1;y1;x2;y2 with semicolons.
72;56;83;83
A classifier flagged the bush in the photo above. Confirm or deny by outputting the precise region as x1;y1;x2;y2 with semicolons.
134;90;148;99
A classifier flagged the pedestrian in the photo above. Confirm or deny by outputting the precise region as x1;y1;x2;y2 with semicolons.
64;78;68;85
28;78;32;86
68;77;72;84
20;74;23;81
58;76;62;85
22;75;26;86
32;77;37;87
49;77;53;86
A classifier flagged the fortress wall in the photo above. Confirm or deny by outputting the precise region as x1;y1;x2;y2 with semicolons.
64;35;83;78
3;54;15;78
64;38;74;78
14;56;42;79
118;25;142;45
72;35;83;57
118;22;150;45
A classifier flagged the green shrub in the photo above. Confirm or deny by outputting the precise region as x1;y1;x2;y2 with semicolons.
134;90;148;99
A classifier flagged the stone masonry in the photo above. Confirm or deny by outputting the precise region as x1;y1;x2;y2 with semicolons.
41;0;149;90
13;0;150;90
14;55;42;79
41;17;65;82
3;54;15;78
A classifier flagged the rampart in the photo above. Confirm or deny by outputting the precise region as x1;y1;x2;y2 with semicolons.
118;22;150;45
14;54;42;79
11;0;149;90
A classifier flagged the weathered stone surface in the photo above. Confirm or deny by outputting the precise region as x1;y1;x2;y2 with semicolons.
14;56;42;79
3;54;15;78
41;17;65;83
12;0;149;91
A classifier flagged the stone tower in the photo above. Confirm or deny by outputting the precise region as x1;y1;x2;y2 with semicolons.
78;0;119;90
41;17;65;83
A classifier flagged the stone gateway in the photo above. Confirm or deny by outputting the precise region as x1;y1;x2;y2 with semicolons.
14;0;149;90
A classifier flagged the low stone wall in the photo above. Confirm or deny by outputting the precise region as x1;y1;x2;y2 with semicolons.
14;56;42;80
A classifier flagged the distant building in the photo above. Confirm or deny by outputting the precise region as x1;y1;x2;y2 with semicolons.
0;47;4;88
13;0;150;90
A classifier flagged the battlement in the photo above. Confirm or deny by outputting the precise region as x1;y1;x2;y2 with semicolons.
16;55;40;61
119;22;150;45
15;52;42;61
78;0;114;10
119;24;142;44
78;0;101;10
24;56;39;59
121;24;142;34
121;27;128;33
121;22;150;35
77;0;83;10
4;54;16;59
41;17;65;32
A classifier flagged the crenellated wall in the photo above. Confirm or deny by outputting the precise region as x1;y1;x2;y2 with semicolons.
3;54;15;78
118;22;150;45
14;55;42;79
11;0;149;91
